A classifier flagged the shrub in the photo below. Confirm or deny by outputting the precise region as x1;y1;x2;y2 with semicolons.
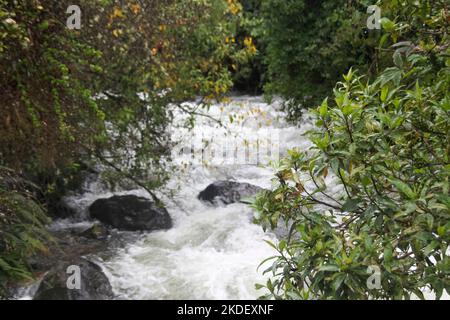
0;0;246;187
254;0;450;299
0;0;250;292
259;0;379;119
0;167;51;298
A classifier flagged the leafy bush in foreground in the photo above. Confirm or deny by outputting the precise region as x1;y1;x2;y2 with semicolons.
255;1;450;299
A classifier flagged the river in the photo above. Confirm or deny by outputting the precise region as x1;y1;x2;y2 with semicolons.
56;95;312;299
17;95;448;300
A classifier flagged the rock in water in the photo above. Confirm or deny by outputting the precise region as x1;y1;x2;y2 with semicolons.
79;222;109;240
48;199;78;219
89;195;172;231
33;259;113;300
198;181;263;205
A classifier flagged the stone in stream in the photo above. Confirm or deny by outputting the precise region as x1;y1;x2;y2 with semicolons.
48;199;78;219
89;195;172;231
79;222;109;240
198;180;264;205
33;258;113;300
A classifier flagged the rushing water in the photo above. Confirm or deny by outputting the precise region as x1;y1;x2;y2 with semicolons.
17;96;448;300
100;96;312;299
57;95;312;299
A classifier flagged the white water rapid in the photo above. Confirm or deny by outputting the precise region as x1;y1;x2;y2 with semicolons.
16;96;448;300
99;96;312;299
60;95;313;300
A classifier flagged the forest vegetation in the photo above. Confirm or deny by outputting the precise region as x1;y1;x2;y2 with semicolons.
1;0;449;299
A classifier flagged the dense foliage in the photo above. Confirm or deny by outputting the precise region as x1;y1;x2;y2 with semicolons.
257;0;382;118
231;0;266;94
0;0;248;182
0;0;250;296
0;167;51;295
255;0;450;299
1;0;449;301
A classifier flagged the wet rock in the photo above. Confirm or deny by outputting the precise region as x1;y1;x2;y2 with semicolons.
33;258;113;300
79;223;109;240
89;195;172;231
48;199;78;219
28;227;109;273
198;181;263;205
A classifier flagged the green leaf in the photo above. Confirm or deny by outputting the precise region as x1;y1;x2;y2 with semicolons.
437;195;450;210
380;18;395;31
286;291;303;300
332;273;346;291
318;264;340;272
380;86;389;102
342;198;360;212
379;33;389;48
412;288;425;300
278;240;287;251
319;98;328;117
38;21;49;30
380;67;402;86
390;179;417;199
384;244;393;264
425;214;434;231
263;240;277;250
393;51;403;69
437;225;446;237
255;283;265;290
423;241;438;256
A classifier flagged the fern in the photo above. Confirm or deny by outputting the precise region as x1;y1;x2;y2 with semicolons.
0;168;52;298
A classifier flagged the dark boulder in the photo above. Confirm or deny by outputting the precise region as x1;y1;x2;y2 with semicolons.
33;259;113;300
89;195;172;231
198;181;263;205
48;199;78;219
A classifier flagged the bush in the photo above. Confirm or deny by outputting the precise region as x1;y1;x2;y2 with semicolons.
254;1;450;299
259;0;379;118
0;167;51;298
0;0;246;187
231;0;266;94
0;0;250;292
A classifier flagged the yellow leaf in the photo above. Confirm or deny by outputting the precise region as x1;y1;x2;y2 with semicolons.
323;167;328;178
112;7;124;19
130;4;140;15
244;37;257;54
112;29;122;37
227;0;241;15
